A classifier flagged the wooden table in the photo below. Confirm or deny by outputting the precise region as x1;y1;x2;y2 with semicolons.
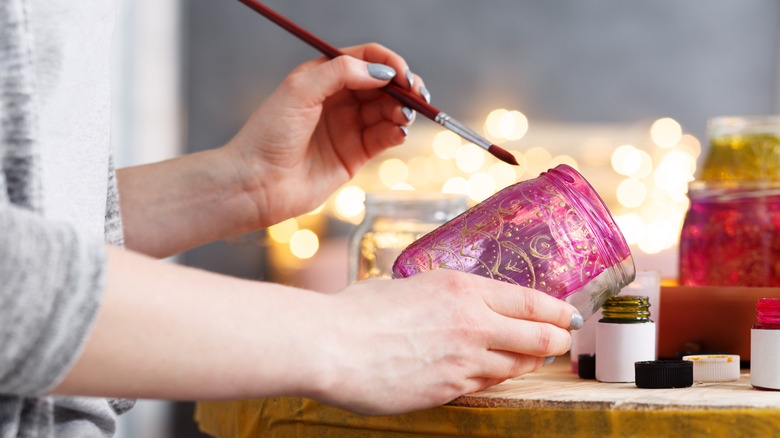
195;356;780;437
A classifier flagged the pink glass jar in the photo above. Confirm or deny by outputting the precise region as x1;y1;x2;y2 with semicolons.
679;182;780;287
391;164;635;319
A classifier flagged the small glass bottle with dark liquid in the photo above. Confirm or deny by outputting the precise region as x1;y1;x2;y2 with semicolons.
595;295;656;383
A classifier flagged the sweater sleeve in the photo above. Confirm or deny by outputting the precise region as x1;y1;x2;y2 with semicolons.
0;204;106;395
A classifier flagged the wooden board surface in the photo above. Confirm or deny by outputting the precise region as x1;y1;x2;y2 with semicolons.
450;356;780;410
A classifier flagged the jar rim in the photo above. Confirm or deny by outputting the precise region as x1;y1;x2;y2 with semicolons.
543;165;635;283
687;180;780;200
707;115;780;137
364;191;467;204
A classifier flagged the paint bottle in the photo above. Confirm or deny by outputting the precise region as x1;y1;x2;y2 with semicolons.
751;298;780;390
595;295;656;383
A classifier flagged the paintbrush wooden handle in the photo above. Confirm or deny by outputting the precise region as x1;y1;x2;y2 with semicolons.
236;0;440;121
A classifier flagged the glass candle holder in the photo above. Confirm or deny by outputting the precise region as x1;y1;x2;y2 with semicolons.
391;164;635;320
700;115;780;182
348;192;468;282
679;181;780;286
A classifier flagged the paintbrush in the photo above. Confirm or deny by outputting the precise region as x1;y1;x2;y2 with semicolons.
236;0;519;166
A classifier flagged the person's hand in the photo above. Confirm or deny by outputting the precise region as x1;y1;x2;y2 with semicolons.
307;269;579;416
225;43;426;228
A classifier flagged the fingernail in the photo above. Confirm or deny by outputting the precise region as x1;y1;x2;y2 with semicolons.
402;107;415;122
405;69;414;88
419;86;431;104
367;63;396;81
544;356;556;365
570;313;584;330
399;125;408;137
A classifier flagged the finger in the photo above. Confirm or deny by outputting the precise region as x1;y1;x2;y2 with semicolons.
288;55;397;108
476;350;546;381
339;43;411;88
359;96;415;127
487;318;572;357
481;282;580;330
361;120;408;156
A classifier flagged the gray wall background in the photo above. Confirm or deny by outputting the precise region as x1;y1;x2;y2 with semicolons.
181;0;780;276
185;0;779;153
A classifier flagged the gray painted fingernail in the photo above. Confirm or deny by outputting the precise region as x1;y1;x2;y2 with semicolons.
544;356;556;365
570;313;584;330
405;69;414;88
367;63;396;80
399;125;408;137
419;86;431;103
402;107;415;122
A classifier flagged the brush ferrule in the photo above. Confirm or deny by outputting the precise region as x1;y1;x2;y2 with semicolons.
435;112;491;151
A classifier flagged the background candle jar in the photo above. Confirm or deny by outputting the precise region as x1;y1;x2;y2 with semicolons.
348;192;467;282
679;115;780;287
699;115;780;182
391;164;635;320
679;182;780;286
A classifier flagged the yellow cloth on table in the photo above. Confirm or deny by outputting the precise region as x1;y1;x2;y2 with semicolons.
195;397;780;437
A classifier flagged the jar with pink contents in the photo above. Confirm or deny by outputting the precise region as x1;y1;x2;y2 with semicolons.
392;164;635;320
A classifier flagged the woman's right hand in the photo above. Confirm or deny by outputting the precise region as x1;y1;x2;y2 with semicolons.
308;269;580;416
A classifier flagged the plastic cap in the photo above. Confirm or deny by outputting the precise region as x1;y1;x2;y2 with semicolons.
578;354;596;380
682;355;741;382
635;360;693;388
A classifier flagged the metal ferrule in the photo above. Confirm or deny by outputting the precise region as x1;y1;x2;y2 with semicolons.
435;112;491;151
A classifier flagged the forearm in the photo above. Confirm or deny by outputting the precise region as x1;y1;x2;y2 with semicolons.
52;245;333;400
117;147;259;258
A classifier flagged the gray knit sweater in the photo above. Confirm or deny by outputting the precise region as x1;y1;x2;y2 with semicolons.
1;0;129;436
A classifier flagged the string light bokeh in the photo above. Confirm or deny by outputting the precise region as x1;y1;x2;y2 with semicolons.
265;110;701;276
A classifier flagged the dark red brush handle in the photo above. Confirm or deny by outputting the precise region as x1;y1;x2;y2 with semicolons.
237;0;439;120
236;0;518;166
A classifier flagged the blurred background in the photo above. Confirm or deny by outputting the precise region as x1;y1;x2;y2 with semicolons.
111;1;780;436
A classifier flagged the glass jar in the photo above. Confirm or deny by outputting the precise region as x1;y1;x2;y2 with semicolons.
679;181;780;286
348;192;468;282
392;164;635;320
700;115;780;182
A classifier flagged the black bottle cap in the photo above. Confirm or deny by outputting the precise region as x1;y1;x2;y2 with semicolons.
635;360;693;388
578;354;596;380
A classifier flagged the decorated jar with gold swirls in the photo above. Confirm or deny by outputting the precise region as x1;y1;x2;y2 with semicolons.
391;164;636;320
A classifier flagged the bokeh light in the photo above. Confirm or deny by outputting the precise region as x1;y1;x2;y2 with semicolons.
406;156;429;186
306;203;325;216
650;117;683;148
611;144;641;176
432;131;461;159
442;176;469;195
289;229;319;259
455;145;485;173
631;150;654;179
550;154;579;170
524;147;552;177
467;172;495;202
487;162;518;190
614;213;645;245
616;178;647;208
391;182;415;191
334;186;365;220
378;158;409;187
268;218;298;243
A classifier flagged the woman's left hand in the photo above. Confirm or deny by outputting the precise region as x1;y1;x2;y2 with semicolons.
225;43;428;228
